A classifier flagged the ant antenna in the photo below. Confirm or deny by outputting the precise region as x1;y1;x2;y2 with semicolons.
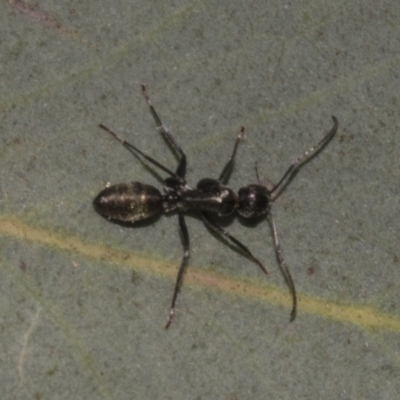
270;116;338;196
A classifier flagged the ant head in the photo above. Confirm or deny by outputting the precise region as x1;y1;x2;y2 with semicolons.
237;184;271;219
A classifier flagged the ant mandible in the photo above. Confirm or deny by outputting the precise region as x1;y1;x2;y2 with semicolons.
94;85;338;328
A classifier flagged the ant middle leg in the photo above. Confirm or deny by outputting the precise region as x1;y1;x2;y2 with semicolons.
201;212;268;275
141;84;187;179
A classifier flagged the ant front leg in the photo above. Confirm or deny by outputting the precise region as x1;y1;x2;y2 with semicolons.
196;126;244;200
165;212;190;329
267;213;297;320
141;84;187;179
218;127;244;183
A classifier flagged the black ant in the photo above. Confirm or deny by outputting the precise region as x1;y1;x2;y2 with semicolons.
94;85;338;328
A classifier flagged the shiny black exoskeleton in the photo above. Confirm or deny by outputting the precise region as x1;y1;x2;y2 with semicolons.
94;84;338;328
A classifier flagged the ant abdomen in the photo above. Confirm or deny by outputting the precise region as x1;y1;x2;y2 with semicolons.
93;182;163;222
237;184;270;219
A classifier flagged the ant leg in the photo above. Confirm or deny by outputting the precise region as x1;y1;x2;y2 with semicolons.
141;84;187;179
201;212;268;275
270;116;338;196
165;212;190;329
254;161;263;185
98;124;182;181
266;213;297;320
218;127;245;183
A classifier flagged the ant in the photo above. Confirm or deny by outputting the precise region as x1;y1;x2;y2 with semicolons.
94;85;338;328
